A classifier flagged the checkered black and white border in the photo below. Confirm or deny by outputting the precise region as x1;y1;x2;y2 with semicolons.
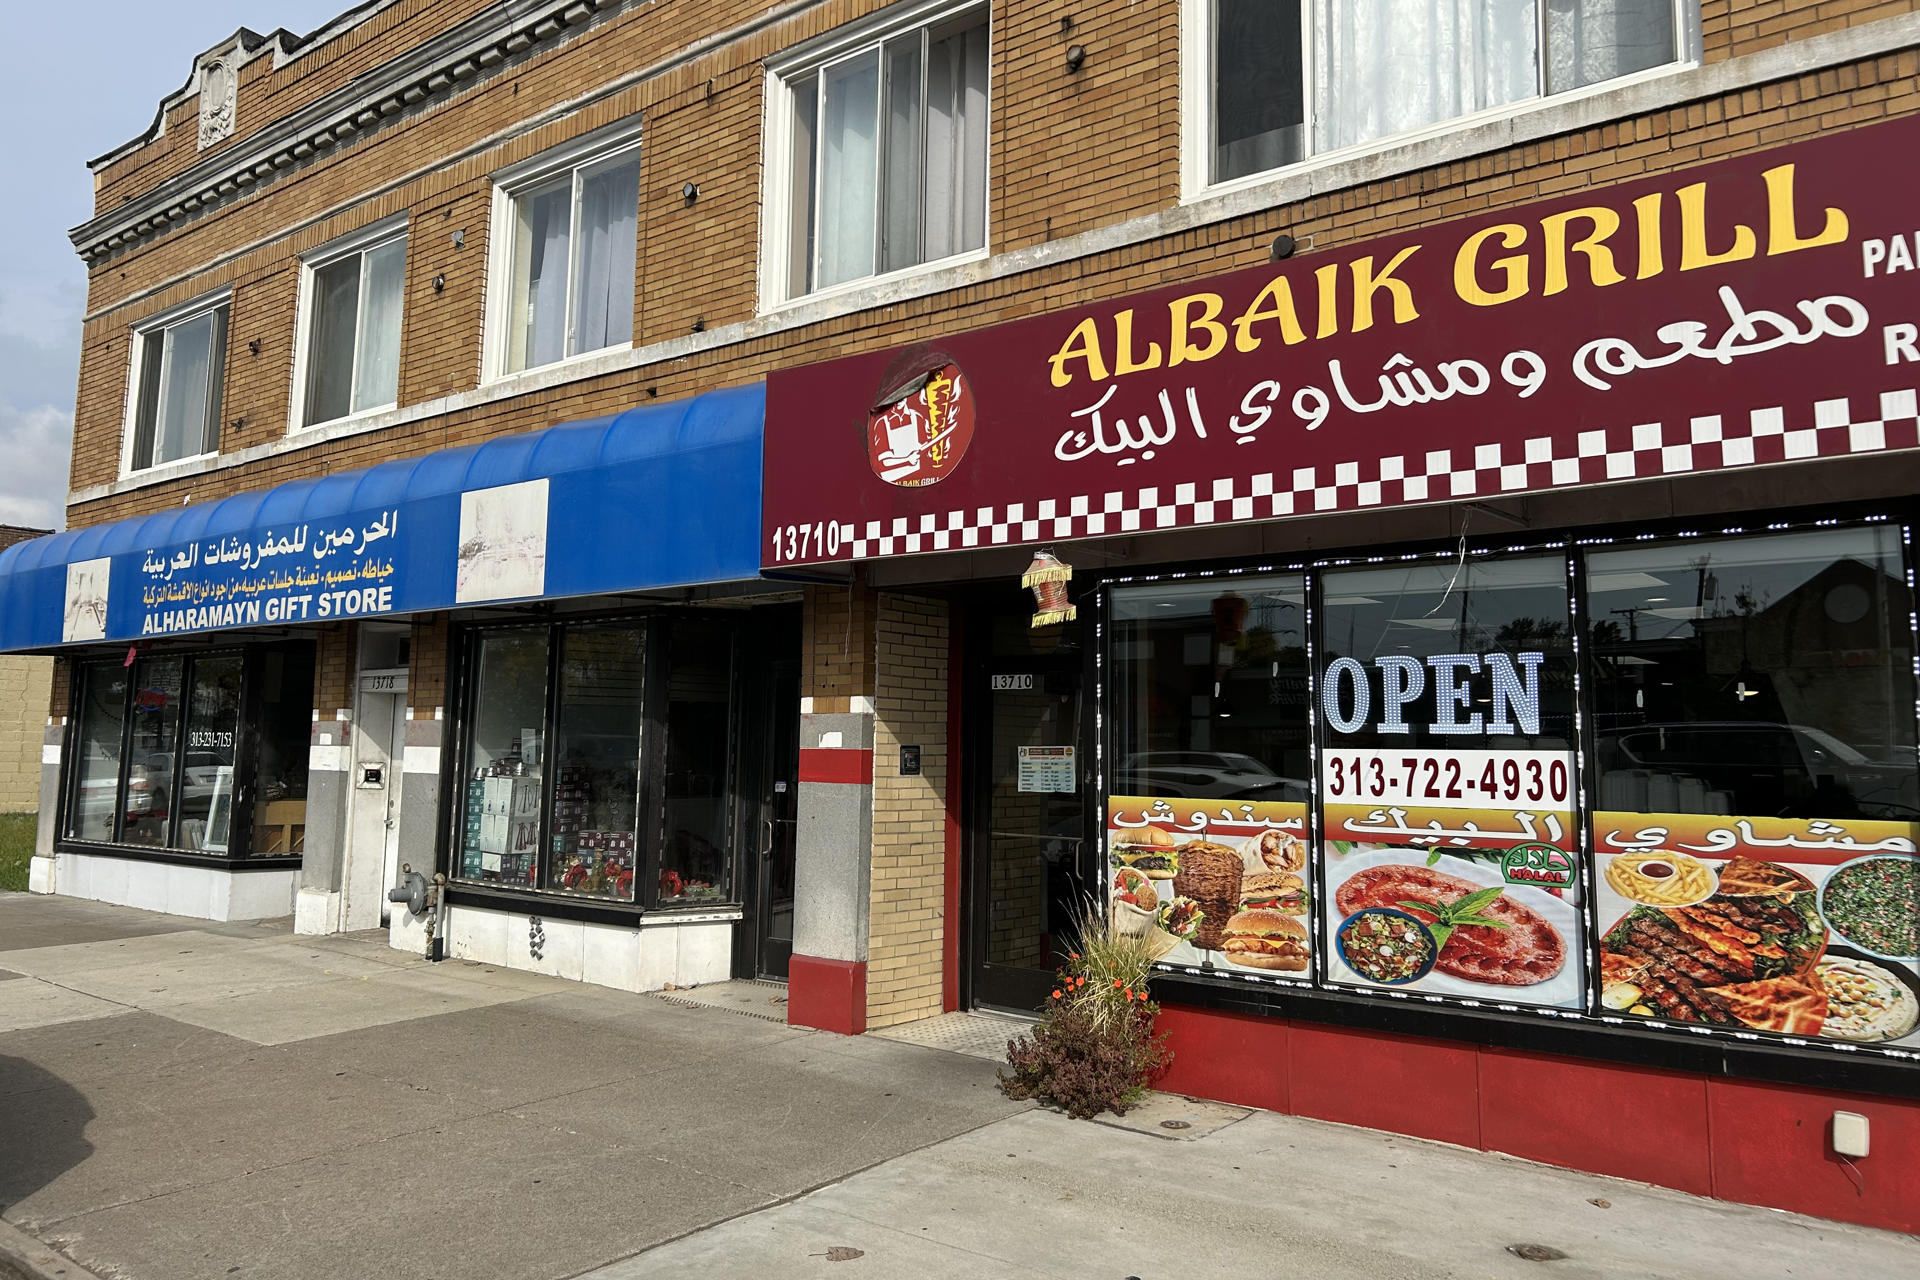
841;390;1920;559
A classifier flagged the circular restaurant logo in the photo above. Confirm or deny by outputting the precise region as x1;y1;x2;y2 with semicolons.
867;356;974;488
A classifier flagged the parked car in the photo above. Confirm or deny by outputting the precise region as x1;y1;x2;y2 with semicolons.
1596;721;1918;820
1115;750;1310;802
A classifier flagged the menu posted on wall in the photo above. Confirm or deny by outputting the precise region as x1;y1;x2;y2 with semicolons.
1594;812;1920;1047
1106;796;1311;975
1017;745;1077;793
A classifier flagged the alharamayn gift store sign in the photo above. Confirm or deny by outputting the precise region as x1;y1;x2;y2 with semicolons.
763;116;1920;566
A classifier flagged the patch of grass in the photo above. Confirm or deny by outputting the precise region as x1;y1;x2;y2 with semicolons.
0;812;37;892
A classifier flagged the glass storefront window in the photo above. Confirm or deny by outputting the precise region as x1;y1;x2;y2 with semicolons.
458;628;550;886
62;645;313;857
175;655;241;853
1110;576;1310;799
1587;528;1920;1045
120;658;184;848
251;648;316;855
69;664;128;842
547;625;644;900
659;619;732;904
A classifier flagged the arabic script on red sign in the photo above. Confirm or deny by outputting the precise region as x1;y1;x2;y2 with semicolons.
763;116;1920;567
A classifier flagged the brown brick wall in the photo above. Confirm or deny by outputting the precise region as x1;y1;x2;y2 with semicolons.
408;614;450;714
0;657;55;813
314;622;357;721
866;594;950;1028
1702;0;1919;61
802;578;877;708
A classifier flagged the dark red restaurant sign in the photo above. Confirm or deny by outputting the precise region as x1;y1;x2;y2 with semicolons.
763;117;1920;567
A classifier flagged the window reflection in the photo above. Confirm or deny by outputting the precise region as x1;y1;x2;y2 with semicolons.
1588;528;1918;821
660;619;732;903
1111;576;1310;798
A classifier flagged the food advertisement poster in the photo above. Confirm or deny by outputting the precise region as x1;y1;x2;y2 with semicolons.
1595;811;1920;1047
1320;748;1584;1008
1107;796;1311;975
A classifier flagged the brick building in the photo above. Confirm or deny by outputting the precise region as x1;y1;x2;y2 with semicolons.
2;0;1918;1231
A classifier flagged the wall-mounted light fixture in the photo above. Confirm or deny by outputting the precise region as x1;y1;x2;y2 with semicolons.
682;182;699;204
451;228;465;248
1065;44;1086;73
1269;233;1296;262
247;338;262;355
433;273;446;292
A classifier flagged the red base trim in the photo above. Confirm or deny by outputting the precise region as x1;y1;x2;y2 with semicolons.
1157;1003;1920;1234
798;747;874;785
787;954;867;1035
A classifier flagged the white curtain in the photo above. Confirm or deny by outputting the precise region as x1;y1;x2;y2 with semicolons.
881;37;923;274
922;23;988;263
818;51;880;289
156;311;215;464
1312;0;1538;153
1546;0;1675;93
353;238;406;412
570;157;640;354
515;179;572;370
304;256;360;425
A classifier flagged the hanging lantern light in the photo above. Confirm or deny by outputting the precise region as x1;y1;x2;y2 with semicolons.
1023;549;1076;628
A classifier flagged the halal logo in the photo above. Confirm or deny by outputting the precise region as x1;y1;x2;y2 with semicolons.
868;358;975;487
1501;842;1577;889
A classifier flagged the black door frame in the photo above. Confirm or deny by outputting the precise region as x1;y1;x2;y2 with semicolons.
959;587;1101;1013
731;602;802;980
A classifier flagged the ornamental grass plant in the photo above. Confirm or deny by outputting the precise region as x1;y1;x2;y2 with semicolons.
998;897;1172;1119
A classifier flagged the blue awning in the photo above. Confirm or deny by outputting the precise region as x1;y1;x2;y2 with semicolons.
0;382;766;652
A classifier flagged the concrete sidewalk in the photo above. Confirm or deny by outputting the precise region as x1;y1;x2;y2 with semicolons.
2;891;1916;1280
0;893;1020;1280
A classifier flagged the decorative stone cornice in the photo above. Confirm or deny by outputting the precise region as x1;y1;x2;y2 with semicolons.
70;0;623;266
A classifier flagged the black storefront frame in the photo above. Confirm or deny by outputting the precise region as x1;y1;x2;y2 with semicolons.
437;605;761;924
1087;499;1920;1100
54;642;310;870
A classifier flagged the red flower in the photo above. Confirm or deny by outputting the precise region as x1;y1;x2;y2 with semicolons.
1112;979;1123;988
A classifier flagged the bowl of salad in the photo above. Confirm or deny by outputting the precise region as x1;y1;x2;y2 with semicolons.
1819;854;1920;961
1335;908;1438;986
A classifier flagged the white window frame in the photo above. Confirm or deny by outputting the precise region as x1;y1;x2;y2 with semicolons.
758;0;992;315
120;287;233;479
289;214;409;434
482;119;645;384
1180;0;1702;202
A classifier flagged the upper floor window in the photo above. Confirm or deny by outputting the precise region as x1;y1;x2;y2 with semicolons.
125;292;229;474
766;3;988;303
294;221;407;429
1198;1;1686;187
489;130;641;377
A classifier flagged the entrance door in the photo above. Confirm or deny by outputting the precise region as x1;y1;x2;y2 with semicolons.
968;611;1090;1012
342;683;406;930
739;605;801;980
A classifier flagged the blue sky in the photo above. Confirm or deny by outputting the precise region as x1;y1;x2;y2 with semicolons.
0;0;347;531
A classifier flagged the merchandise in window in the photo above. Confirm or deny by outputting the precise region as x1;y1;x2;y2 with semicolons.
1206;0;1681;184
301;233;406;426
128;300;229;471
503;148;640;373
546;625;644;900
780;10;988;298
1586;528;1920;1047
458;628;551;886
1315;555;1583;1010
1104;575;1312;975
62;645;313;857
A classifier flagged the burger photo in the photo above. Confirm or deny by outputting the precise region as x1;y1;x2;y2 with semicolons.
1220;909;1310;971
1240;871;1308;916
1111;825;1181;880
